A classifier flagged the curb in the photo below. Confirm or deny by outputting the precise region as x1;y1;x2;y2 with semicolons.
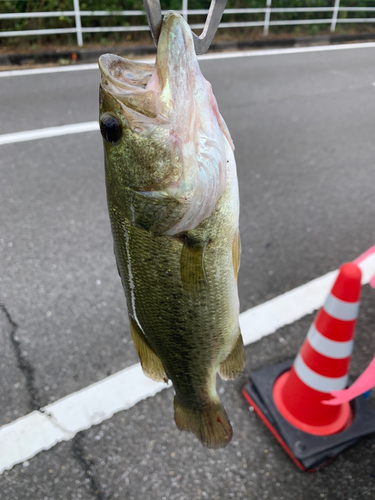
2;32;375;67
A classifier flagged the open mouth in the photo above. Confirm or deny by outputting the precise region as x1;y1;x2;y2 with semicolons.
99;54;154;91
99;11;195;93
99;54;159;120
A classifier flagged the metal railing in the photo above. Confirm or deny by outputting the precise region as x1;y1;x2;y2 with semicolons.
1;0;375;47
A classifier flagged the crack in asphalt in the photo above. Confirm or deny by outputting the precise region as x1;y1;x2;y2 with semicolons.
0;303;106;493
72;432;107;500
0;303;106;494
40;408;75;438
0;303;42;411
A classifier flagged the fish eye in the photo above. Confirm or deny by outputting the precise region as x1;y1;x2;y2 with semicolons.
100;114;122;145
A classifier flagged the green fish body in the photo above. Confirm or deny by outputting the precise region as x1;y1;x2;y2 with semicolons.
99;12;244;448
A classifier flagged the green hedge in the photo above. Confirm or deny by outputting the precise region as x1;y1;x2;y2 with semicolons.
1;0;375;48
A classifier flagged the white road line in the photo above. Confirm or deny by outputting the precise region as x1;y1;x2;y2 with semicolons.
1;253;374;474
0;59;154;78
0;122;99;145
1;42;375;78
0;62;100;78
197;41;375;61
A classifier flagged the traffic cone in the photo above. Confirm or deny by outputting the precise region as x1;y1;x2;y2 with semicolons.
273;262;360;436
243;262;375;471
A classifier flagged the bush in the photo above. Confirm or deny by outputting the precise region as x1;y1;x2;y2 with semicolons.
1;0;375;49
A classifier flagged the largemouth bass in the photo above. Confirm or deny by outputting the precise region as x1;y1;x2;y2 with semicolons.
99;11;244;448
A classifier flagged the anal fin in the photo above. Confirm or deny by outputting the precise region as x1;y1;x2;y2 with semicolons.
174;398;233;449
130;318;168;383
180;239;208;295
218;332;245;380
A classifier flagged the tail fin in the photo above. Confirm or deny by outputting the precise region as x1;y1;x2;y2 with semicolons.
174;397;233;448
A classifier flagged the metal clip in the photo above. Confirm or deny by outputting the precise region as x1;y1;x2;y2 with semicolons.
143;0;227;55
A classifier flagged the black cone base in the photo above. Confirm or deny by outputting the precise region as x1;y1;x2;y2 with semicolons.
242;360;375;472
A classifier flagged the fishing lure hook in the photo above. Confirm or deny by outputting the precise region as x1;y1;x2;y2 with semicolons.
143;0;227;55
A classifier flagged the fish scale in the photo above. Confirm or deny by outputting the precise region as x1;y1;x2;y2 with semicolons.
112;182;236;391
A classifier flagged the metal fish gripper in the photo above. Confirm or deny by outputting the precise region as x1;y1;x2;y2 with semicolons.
143;0;227;55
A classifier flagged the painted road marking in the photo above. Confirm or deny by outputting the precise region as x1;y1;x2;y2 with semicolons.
0;62;101;78
0;253;374;474
1;42;375;78
0;122;99;145
198;41;375;61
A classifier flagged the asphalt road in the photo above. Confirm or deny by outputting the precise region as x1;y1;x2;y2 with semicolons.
1;44;375;499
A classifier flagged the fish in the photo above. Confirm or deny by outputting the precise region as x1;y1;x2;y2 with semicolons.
98;11;244;448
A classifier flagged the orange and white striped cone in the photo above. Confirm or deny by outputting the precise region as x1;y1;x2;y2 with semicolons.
243;259;375;471
273;262;361;436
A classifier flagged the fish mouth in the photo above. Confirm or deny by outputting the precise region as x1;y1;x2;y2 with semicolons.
99;12;199;122
98;54;154;92
99;54;158;120
99;12;197;94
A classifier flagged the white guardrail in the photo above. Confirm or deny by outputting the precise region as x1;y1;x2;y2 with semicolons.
0;0;375;47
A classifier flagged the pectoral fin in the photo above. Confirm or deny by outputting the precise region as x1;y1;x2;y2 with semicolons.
180;239;208;295
218;332;245;380
232;230;241;279
130;318;168;383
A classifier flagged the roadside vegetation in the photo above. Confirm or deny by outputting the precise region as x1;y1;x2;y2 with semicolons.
1;0;375;50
